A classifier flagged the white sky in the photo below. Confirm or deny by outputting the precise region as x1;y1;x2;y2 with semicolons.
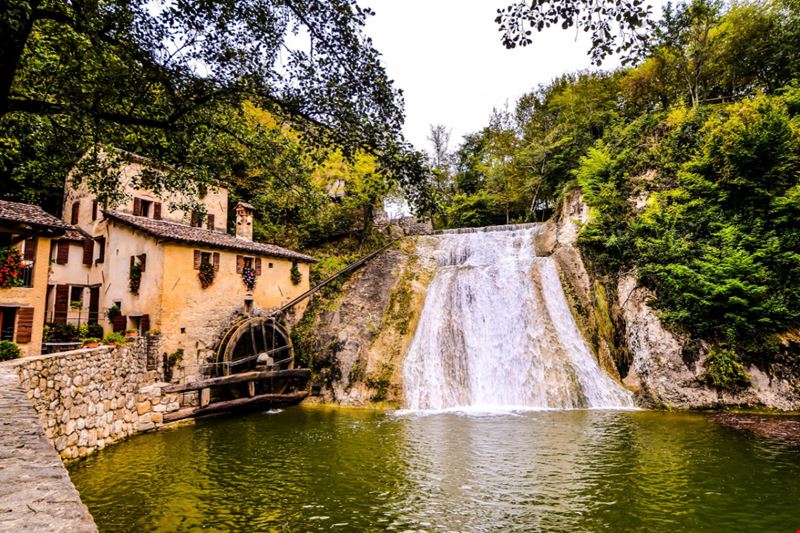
363;0;636;153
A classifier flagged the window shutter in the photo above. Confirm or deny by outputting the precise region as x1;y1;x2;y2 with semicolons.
193;250;202;270
213;252;220;272
207;213;215;230
56;241;70;264
236;255;243;274
96;237;106;263
71;201;80;225
153;202;162;220
54;285;69;324
82;240;93;265
112;314;126;332
15;307;35;344
133;197;141;216
255;257;262;276
23;237;37;261
92;200;98;221
139;253;147;272
141;314;150;334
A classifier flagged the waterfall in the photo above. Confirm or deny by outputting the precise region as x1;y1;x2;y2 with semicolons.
403;226;633;411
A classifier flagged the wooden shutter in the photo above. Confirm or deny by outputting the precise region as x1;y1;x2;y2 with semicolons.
15;307;34;344
71;201;80;224
236;255;244;273
96;237;105;263
213;252;220;272
153;202;162;220
88;287;100;325
138;253;147;272
193;250;202;269
56;241;70;264
23;237;37;261
82;240;93;265
255;257;262;276
92;200;98;221
54;285;69;324
112;314;126;332
207;213;215;230
141;314;150;334
133;197;141;216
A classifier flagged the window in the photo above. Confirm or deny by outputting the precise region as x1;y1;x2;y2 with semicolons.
207;213;215;230
70;200;80;225
201;251;212;266
190;210;203;227
268;262;273;269
92;200;98;221
70;286;83;304
243;257;253;270
0;308;16;341
95;237;106;263
133;197;153;217
244;299;253;315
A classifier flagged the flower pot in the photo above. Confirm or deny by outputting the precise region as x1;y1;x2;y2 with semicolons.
83;342;98;349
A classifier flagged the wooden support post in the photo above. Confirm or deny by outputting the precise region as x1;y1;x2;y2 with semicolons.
200;387;210;407
248;381;256;397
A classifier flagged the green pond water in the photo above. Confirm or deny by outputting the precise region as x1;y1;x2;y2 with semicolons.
68;406;800;532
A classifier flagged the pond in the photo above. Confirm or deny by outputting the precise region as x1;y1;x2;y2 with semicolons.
68;406;800;532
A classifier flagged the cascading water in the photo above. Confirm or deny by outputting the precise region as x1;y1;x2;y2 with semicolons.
403;226;633;411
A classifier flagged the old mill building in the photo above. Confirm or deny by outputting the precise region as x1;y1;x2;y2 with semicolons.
45;150;314;380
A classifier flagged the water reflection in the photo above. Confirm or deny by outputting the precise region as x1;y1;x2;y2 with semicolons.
68;407;800;532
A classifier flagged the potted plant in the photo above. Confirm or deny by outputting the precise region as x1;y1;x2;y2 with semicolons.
242;265;256;290
0;247;24;288
103;331;126;347
106;304;121;321
199;261;215;288
125;328;138;339
70;300;82;311
147;329;161;337
82;337;100;348
129;261;142;294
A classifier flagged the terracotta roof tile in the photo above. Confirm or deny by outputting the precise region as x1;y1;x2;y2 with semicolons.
0;200;71;233
104;210;315;263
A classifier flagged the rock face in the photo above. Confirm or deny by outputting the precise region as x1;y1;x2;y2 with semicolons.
619;273;800;410
310;238;438;406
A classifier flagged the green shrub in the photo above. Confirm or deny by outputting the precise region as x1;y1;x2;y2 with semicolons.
0;341;22;361
103;332;127;345
86;323;104;339
167;349;184;367
43;323;80;342
290;262;302;285
82;337;101;346
704;348;750;391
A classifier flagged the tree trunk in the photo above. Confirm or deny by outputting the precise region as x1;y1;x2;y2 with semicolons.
0;1;41;116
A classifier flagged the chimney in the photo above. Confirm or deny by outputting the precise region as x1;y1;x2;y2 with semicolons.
235;202;254;241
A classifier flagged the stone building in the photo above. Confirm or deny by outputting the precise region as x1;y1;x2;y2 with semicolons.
48;149;314;380
0;200;70;356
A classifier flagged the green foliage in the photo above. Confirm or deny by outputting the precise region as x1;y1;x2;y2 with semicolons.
703;347;751;391
44;323;80;342
103;332;126;346
128;262;142;294
0;246;24;288
365;363;395;402
0;341;21;361
86;323;104;339
290;263;302;286
444;191;500;228
82;338;100;346
168;349;184;367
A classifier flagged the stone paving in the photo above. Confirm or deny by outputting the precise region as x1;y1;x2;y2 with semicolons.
0;365;97;532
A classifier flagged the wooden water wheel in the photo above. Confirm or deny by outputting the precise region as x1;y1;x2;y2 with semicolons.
214;316;295;394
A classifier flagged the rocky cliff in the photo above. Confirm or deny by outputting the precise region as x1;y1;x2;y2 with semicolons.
549;190;800;411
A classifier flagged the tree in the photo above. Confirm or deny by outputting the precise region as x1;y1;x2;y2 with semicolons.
0;0;423;208
495;0;654;65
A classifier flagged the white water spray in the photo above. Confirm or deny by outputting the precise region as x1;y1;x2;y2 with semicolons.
403;226;633;411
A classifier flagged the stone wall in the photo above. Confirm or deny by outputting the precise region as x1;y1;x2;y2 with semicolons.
12;337;181;460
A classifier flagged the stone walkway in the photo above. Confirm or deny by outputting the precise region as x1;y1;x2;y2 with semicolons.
0;364;97;532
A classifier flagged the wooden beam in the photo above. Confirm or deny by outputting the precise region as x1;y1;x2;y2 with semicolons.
161;368;311;393
193;391;308;416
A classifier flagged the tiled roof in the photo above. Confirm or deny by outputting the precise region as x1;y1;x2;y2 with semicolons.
60;226;93;242
104;210;315;263
0;200;71;234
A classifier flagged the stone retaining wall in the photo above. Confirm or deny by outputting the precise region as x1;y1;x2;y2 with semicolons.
12;338;181;460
